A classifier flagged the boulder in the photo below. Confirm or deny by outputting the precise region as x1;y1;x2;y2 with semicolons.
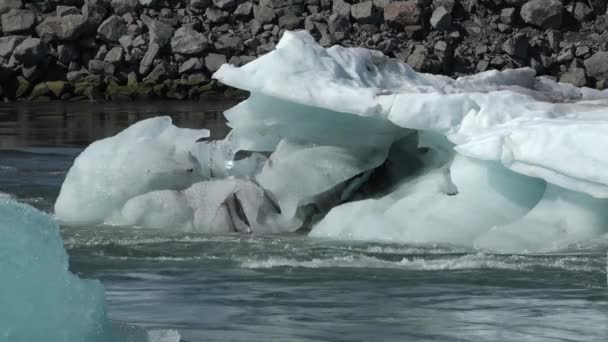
12;38;46;65
520;0;563;29
253;4;275;24
500;7;516;24
332;0;351;17
212;0;235;9
178;57;202;74
584;51;608;80
328;13;351;34
501;33;528;60
0;0;22;14
234;1;252;17
45;81;69;97
171;26;208;55
1;9;35;34
56;6;81;16
205;7;228;23
36;15;89;41
430;6;451;30
141;16;174;47
57;44;78;64
572;2;593;22
278;14;302;29
82;3;107;28
139;43;159;74
111;0;139;15
384;1;421;28
351;1;377;24
97;16;127;42
214;35;244;53
205;53;226;72
88;59;115;75
560;67;587;87
143;62;170;83
0;35;25;57
104;46;123;64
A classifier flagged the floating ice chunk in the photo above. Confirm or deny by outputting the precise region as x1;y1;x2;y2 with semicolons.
55;117;208;225
0;199;166;342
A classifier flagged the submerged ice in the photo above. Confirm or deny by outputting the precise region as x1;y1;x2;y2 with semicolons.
55;31;608;253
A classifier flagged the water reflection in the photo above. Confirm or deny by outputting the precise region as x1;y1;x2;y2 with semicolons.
0;101;235;148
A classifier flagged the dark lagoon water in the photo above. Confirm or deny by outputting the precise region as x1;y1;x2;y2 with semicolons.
1;102;608;342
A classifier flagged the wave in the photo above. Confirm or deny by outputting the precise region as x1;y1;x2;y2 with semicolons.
239;253;602;273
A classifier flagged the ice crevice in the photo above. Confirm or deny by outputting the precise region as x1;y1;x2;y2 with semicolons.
54;31;608;253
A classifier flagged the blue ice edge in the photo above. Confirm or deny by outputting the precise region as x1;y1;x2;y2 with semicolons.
0;199;179;342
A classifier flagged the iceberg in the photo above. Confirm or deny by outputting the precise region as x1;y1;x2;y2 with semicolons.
55;31;608;253
0;199;179;342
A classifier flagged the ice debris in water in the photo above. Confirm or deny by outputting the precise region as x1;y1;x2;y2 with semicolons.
0;199;180;342
55;31;608;253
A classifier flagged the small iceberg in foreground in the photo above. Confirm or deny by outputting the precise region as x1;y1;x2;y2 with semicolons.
55;31;608;253
0;199;179;342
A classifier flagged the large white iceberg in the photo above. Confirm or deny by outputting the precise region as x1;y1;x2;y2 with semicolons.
0;199;179;342
55;31;608;253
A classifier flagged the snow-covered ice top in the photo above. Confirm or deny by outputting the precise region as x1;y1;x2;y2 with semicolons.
216;31;608;198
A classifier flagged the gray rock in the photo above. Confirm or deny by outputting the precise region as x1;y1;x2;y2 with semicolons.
253;4;275;24
557;48;573;64
278;14;302;29
1;9;35;34
57;44;78;64
67;69;89;82
332;0;351;17
118;35;132;49
139;43;159;74
89;59;115;75
57;6;81;16
520;0;563;29
501;33;528;60
36;15;89;41
584;51;608;80
206;7;228;23
190;0;212;9
560;67;587;87
213;0;235;9
205;53;226;72
573;2;593;22
546;30;561;52
328;13;350;34
13;38;46;65
0;0;21;14
0;35;25;57
500;7;516;24
575;45;590;58
234;1;252;17
143;62;169;83
82;3;107;28
215;35;244;53
132;35;146;47
384;1;421;28
171;26;208;55
104;46;123;64
178;57;202;74
142;16;174;47
407;45;428;71
430;6;451;31
97;16;127;42
139;0;157;6
351;1;376;24
111;0;139;15
251;20;262;35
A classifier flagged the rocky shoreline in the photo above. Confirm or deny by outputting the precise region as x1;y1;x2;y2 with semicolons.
1;0;607;101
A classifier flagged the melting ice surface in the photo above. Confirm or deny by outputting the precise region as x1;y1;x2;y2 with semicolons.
0;199;180;342
56;31;608;253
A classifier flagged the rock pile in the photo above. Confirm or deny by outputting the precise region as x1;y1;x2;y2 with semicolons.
0;0;607;101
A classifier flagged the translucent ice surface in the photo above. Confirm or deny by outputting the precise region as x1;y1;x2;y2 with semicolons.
56;31;608;252
0;199;180;342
